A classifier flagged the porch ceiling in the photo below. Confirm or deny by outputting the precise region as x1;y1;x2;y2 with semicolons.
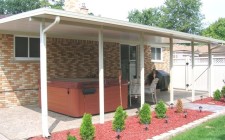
0;8;225;46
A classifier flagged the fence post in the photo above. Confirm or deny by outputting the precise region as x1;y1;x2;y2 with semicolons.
211;55;214;97
191;41;195;102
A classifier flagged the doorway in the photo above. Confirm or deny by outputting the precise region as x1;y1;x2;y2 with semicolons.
120;45;137;81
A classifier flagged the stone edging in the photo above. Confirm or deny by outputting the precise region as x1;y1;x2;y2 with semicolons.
147;110;225;140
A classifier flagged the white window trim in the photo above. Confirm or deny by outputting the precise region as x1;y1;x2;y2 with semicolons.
151;47;163;63
14;35;40;61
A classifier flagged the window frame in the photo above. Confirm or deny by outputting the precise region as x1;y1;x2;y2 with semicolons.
14;35;40;61
151;47;163;62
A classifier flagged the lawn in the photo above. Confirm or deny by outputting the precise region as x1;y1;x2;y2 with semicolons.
171;115;225;140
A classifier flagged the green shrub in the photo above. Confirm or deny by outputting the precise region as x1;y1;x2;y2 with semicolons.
112;106;127;131
139;103;151;124
80;113;95;140
221;86;225;98
67;132;77;140
213;89;221;101
155;100;167;118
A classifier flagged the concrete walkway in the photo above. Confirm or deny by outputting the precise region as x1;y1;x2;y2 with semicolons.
184;102;225;113
0;105;138;140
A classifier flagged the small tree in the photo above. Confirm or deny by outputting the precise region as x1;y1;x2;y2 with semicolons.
221;86;225;98
155;100;167;118
112;106;127;131
213;89;221;101
176;99;183;113
139;103;151;124
80;113;95;140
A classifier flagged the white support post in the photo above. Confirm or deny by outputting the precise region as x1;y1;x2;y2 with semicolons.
140;34;145;107
208;44;212;97
169;38;174;104
191;41;195;102
98;29;104;124
40;21;50;137
39;17;60;138
211;55;214;96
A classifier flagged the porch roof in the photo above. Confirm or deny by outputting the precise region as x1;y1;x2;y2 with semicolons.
0;8;225;46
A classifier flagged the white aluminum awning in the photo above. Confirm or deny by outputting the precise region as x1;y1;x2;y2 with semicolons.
0;8;224;45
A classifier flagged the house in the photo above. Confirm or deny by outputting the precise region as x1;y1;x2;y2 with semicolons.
173;44;225;58
0;7;224;137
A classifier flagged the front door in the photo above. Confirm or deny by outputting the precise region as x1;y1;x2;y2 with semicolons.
120;45;137;81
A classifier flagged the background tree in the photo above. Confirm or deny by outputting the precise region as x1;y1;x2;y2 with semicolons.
2;0;41;14
0;0;5;14
161;0;204;34
0;0;64;15
128;8;161;26
49;0;64;9
128;0;204;34
202;18;225;41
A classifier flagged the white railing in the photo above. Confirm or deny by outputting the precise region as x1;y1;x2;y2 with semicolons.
174;57;225;65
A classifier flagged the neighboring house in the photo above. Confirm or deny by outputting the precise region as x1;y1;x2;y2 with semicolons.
0;7;224;109
173;45;225;58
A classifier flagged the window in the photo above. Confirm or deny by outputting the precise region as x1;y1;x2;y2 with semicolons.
15;36;40;60
151;47;162;62
129;46;136;61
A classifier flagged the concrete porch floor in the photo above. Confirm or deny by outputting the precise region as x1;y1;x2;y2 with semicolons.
0;89;208;140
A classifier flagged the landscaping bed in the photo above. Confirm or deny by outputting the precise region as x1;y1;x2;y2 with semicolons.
194;97;225;106
30;109;212;140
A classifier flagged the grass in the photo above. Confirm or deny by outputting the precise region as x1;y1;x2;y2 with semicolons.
170;115;225;140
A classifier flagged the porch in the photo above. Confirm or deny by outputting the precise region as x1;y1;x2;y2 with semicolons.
0;90;207;140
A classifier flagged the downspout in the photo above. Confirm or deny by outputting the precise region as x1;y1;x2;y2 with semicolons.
43;16;60;33
40;16;60;138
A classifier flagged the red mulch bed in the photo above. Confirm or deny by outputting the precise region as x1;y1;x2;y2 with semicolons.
31;109;212;140
193;97;225;106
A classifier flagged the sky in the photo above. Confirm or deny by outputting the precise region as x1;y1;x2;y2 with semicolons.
82;0;225;27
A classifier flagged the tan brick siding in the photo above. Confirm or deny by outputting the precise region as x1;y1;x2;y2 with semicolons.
144;45;154;76
0;35;120;108
0;34;169;108
0;34;40;107
154;47;170;73
47;38;120;79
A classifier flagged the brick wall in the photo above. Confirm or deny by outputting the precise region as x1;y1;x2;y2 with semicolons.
0;34;168;108
144;45;154;75
47;38;120;79
154;47;170;73
0;35;120;108
0;34;40;107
